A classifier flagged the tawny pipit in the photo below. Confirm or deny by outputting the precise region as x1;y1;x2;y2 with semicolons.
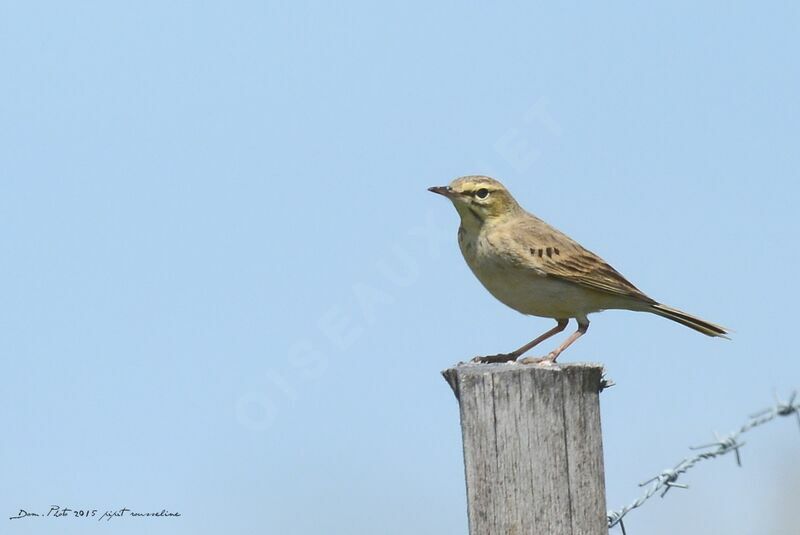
429;175;728;364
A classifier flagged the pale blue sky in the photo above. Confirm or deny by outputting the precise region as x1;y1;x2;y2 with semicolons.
1;2;799;534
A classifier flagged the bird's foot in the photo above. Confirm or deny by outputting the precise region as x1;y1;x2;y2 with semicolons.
519;352;558;366
471;353;518;364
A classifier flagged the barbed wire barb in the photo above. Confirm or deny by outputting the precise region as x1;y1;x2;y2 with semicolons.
690;431;745;467
599;373;616;392
775;391;800;431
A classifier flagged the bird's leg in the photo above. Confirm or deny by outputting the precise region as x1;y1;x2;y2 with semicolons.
521;319;589;364
508;318;570;358
473;319;569;363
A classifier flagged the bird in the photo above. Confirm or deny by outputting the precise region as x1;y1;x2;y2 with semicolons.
428;175;728;364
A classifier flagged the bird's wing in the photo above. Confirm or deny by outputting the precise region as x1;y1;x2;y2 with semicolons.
499;216;656;304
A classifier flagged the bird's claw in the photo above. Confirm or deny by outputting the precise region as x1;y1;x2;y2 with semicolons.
471;353;518;364
519;353;558;366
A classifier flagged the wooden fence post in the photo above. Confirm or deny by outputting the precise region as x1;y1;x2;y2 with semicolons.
442;362;608;535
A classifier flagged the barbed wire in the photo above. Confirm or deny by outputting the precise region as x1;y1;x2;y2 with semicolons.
607;391;800;533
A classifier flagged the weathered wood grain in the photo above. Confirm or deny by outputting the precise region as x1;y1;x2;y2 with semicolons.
442;362;607;535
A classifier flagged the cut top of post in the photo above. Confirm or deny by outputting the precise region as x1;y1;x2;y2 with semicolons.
442;361;606;400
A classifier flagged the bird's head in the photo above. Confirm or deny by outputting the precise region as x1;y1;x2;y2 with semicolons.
428;175;521;226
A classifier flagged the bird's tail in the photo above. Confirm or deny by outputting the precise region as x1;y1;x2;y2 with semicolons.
649;303;730;339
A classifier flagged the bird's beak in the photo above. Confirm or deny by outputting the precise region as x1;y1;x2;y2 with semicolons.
428;185;453;197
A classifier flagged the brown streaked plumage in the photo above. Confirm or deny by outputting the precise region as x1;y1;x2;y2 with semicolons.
428;175;728;364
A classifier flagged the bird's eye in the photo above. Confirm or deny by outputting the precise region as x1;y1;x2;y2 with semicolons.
476;188;490;199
